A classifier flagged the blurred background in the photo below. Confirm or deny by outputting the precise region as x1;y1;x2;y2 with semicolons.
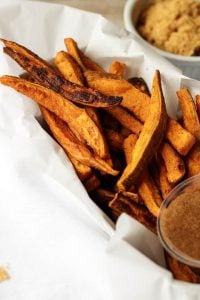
32;0;126;26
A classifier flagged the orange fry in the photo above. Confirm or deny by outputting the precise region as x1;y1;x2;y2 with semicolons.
1;38;121;107
177;88;200;140
159;143;185;184
109;61;126;77
165;118;196;156
186;144;200;177
116;70;167;191
40;107;118;176
55;51;85;86
0;75;109;159
85;70;149;122
65;37;104;72
105;106;143;135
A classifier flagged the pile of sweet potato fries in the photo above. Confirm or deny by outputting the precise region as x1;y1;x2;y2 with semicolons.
0;38;200;283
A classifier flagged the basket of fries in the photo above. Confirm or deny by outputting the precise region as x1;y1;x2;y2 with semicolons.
0;1;200;299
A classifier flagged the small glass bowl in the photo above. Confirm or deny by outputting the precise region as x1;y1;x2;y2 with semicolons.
157;174;200;268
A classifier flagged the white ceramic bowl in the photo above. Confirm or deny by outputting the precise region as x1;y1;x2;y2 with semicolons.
124;0;200;80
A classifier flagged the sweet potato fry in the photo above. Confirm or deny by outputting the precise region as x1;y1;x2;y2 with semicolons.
123;134;138;164
40;107;118;175
64;38;104;72
165;118;196;156
68;155;92;181
158;161;174;199
85;70;149;122
165;252;200;283
109;61;126;77
116;70;167;191
138;171;162;217
105;106;143;135
55;51;85;86
104;128;124;151
159;143;185;184
123;133;162;214
1;39;121;107
128;77;150;96
0;75;110;159
196;95;200;120
64;38;86;71
109;194;156;233
177;88;200;140
186;144;200;177
84;174;101;192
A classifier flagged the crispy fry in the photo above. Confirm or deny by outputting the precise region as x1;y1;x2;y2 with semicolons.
84;174;101;192
165;118;196;156
85;70;149;122
55;51;85;86
109;61;126;77
116;70;167;191
123;133;162;214
64;37;104;72
186;144;200;177
123;134;138;164
158;160;174;199
40;107;118;175
165;252;200;283
105;106;143;135
109;194;156;233
128;77;150;96
177;88;200;140
104;128;124;151
68;155;92;181
0;75;111;159
1;39;121;107
159;143;185;184
138;171;162;217
196;95;200;120
64;38;86;71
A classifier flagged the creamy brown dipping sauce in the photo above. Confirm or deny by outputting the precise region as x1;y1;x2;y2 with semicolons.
160;190;200;260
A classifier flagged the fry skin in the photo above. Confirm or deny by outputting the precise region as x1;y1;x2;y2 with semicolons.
165;118;196;156
40;107;118;175
123;134;138;164
1;39;121;107
123;130;162;216
85;70;149;122
0;75;110;159
64;38;104;73
109;61;126;77
159;143;185;184
158;160;174;199
186;144;200;177
55;51;85;86
138;171;162;217
177;88;200;140
105;106;143;136
128;77;150;96
116;70;167;191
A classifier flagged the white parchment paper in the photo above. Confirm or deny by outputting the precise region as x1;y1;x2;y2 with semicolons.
0;1;200;299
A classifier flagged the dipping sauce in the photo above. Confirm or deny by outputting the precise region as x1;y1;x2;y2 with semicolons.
160;190;200;261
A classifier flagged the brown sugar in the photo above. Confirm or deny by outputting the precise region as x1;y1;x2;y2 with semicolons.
160;190;200;260
137;0;200;56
